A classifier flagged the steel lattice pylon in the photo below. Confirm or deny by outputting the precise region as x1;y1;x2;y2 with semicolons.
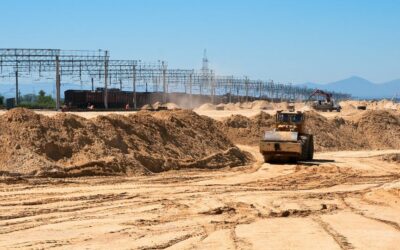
0;48;351;109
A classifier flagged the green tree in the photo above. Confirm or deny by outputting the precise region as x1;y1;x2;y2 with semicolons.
37;90;55;108
17;90;56;109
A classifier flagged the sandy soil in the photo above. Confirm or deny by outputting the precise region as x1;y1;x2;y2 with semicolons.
1;147;399;249
0;108;367;121
0;110;137;119
195;109;270;121
0;104;399;249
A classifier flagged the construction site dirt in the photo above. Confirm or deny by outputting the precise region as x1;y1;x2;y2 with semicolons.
0;100;399;249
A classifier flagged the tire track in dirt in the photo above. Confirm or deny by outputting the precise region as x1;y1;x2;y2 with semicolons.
231;226;253;249
313;216;355;250
340;196;400;231
1;149;400;249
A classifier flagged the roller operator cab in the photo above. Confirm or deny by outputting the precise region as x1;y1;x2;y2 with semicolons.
259;110;314;163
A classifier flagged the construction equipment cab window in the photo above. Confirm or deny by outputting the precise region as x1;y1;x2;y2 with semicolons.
278;113;303;123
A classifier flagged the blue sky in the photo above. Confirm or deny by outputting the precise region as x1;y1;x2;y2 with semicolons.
0;0;399;83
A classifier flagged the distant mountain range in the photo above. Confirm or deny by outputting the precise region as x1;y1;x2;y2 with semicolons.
297;76;400;99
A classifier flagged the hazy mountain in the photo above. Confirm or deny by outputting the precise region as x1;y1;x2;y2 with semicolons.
299;76;400;99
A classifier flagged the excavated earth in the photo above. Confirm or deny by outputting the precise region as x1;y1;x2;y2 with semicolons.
218;110;400;151
0;108;250;177
0;105;400;249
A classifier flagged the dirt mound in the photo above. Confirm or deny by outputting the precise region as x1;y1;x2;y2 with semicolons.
356;110;400;149
152;101;162;109
219;110;400;151
308;110;400;150
302;111;370;151
196;103;216;111
196;101;304;112
0;108;251;177
339;101;357;111
152;102;180;110
223;103;238;111
340;100;400;111
367;100;399;110
239;102;254;109
215;103;225;110
141;104;153;110
164;102;180;110
251;100;273;110
218;112;275;146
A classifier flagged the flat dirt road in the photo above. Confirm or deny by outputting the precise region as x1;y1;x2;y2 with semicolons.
1;147;400;249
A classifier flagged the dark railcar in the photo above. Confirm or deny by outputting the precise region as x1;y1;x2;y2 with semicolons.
65;88;135;109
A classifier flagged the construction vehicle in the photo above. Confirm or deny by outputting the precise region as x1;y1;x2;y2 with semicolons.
307;89;341;112
259;104;313;163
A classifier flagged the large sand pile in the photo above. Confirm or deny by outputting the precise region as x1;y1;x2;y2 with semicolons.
219;110;400;151
0;109;251;177
164;102;181;110
197;99;398;113
196;100;300;111
367;100;400;110
196;103;217;111
251;100;274;110
302;111;369;151
356;110;400;149
218;112;275;145
339;100;400;111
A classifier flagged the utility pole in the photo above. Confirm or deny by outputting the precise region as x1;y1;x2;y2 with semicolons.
91;77;94;91
55;55;61;110
132;65;136;109
245;77;249;102
189;71;193;108
229;77;232;103
104;50;109;109
210;70;215;104
109;74;112;90
236;82;239;102
162;61;167;103
15;62;19;106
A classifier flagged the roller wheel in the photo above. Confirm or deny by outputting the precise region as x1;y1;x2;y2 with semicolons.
307;135;314;160
300;135;309;161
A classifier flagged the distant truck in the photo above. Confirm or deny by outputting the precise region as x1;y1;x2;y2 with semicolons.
259;107;314;163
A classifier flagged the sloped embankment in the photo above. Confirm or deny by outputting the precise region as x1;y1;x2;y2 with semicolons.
0;109;251;177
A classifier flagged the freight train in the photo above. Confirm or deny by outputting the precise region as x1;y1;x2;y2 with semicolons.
64;88;137;109
64;88;269;110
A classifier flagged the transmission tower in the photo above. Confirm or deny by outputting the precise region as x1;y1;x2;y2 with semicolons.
201;49;209;74
200;49;210;96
